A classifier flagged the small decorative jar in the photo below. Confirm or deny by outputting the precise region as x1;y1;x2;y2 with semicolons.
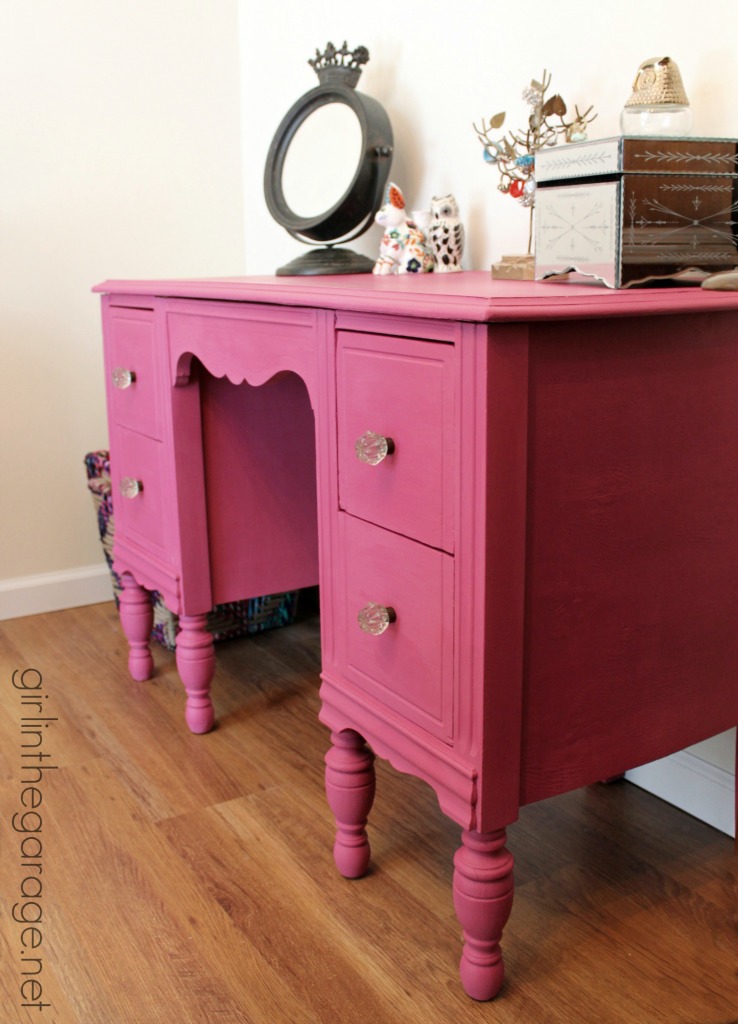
620;56;692;136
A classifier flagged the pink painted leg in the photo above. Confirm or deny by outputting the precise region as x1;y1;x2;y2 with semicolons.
119;574;154;681
175;613;216;734
325;729;376;878
453;828;514;1000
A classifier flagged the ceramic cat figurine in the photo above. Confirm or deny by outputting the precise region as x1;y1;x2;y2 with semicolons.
373;183;435;275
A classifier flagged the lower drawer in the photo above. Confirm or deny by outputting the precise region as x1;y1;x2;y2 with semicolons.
336;514;454;743
112;427;169;556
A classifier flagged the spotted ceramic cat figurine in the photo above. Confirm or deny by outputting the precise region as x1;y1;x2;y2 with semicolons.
373;183;435;275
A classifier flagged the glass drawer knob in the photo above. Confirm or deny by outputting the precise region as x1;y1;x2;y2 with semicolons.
355;430;395;465
119;477;143;499
112;367;136;389
357;602;397;636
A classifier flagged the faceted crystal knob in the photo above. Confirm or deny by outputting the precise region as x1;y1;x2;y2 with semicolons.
112;367;136;389
119;477;143;499
357;602;397;636
355;430;395;465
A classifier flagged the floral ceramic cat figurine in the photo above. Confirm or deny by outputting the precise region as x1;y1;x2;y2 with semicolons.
373;183;435;274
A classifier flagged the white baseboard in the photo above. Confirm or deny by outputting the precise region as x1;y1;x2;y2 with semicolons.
626;750;735;838
0;565;114;621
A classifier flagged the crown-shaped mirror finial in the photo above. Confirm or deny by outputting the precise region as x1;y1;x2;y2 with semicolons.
308;42;369;89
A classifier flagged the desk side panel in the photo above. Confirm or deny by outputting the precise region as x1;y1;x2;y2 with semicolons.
520;311;738;804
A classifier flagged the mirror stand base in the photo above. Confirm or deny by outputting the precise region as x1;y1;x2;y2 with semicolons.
277;247;374;276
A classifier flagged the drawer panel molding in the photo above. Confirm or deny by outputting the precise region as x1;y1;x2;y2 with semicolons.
337;331;455;551
337;514;455;744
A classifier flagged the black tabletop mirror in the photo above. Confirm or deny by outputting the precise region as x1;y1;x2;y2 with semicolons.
264;43;393;275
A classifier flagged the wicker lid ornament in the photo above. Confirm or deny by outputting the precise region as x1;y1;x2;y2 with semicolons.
624;56;690;108
620;56;692;135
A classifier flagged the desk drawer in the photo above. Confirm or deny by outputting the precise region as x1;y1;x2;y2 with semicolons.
107;308;161;439
338;514;454;743
112;427;168;555
337;332;455;552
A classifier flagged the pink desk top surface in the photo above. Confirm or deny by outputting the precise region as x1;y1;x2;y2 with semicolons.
94;271;738;323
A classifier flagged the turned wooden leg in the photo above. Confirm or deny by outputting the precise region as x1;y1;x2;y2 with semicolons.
175;613;216;734
325;729;376;879
453;828;514;1001
119;574;154;681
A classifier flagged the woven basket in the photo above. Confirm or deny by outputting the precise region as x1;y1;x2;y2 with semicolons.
84;451;298;651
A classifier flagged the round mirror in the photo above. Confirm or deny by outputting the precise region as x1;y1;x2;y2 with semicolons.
264;44;393;276
281;104;363;218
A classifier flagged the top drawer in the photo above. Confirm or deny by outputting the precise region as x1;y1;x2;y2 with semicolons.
105;308;161;440
337;332;455;552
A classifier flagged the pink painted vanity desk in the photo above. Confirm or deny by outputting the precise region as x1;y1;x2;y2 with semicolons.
96;272;738;999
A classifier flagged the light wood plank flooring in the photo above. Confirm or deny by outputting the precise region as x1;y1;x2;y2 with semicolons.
0;595;736;1024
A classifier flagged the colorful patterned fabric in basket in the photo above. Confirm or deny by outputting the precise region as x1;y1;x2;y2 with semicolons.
84;450;298;650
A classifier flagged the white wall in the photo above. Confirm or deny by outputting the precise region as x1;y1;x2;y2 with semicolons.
240;0;738;276
239;0;737;832
0;0;244;614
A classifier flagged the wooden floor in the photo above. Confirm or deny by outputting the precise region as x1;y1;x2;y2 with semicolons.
1;594;736;1024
